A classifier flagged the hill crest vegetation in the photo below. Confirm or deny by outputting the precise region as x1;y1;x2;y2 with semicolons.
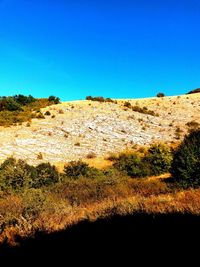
0;94;60;126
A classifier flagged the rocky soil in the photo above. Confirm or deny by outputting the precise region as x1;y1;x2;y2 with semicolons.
0;93;199;166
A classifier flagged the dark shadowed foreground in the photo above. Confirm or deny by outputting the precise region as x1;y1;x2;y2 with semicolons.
1;213;199;264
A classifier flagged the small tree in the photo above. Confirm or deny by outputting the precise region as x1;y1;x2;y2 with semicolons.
5;97;22;111
86;96;92;100
156;92;165;97
170;129;200;187
144;144;172;175
48;96;60;104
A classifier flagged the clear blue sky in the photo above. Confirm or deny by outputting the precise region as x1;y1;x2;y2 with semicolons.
0;0;200;100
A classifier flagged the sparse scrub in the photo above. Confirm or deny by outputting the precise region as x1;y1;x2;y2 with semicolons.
58;109;64;114
187;88;200;94
37;152;43;160
123;101;158;116
124;101;132;108
0;95;59;126
74;142;80;146
86;96;117;104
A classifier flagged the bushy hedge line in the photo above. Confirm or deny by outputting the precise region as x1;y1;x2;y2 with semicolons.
113;144;172;177
0;95;36;112
86;96;117;103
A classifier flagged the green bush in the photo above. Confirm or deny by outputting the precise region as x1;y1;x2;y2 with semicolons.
0;159;59;191
64;161;99;179
13;94;36;105
157;92;165;97
124;101;132;108
48;96;60;104
144;144;173;176
44;110;51;116
113;153;149;177
0;95;60;126
32;163;60;188
85;96;116;103
0;158;35;192
21;188;47;219
170;129;200;188
0;95;36;112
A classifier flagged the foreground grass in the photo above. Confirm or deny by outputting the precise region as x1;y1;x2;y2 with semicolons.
1;175;200;246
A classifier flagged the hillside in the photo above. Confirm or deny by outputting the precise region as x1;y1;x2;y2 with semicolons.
0;93;199;167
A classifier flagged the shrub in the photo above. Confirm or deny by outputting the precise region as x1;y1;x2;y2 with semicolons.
37;152;43;160
175;127;183;139
170;129;200;188
3;97;22;111
187;88;200;94
186;120;199;131
113;153;149;177
85;96;116;103
106;153;119;161
48;96;60;104
132;105;158;116
86;96;92;101
32;163;59;188
58;109;64;114
36;112;45;119
144;144;173;176
157;92;165;97
74;142;80;146
13;94;36;105
44;111;51;116
21;188;47;219
0;158;35;192
124;101;132;108
64;161;93;179
86;152;96;159
0;95;58;126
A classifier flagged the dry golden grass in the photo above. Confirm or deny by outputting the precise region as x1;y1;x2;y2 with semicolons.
1;174;200;246
83;157;113;169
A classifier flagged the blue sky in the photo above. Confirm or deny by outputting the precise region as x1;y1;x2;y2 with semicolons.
0;0;200;100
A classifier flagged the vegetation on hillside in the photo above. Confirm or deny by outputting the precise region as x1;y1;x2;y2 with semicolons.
0;94;60;126
123;101;159;116
187;88;200;94
156;92;165;97
0;129;200;246
170;129;200;188
86;96;117;103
